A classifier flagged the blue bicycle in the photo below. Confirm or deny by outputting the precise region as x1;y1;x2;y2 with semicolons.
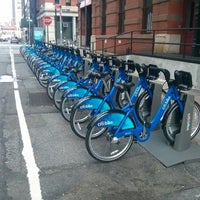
59;56;117;121
36;47;82;88
52;53;103;110
85;68;200;162
70;62;157;139
46;48;86;99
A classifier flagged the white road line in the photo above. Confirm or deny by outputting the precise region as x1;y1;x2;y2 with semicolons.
9;47;43;200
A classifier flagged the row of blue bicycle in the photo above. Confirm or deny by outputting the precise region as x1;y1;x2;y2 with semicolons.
20;40;200;162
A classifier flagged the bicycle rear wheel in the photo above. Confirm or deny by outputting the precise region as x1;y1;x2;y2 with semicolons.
86;118;134;162
162;101;200;145
135;89;167;124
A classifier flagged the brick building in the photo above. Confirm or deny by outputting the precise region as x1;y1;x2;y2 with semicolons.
24;0;78;44
79;0;200;57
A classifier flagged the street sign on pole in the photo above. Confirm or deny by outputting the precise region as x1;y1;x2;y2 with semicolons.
43;16;52;26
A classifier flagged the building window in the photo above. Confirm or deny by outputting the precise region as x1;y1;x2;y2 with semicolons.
118;0;125;34
142;0;152;32
55;0;59;4
66;0;71;6
102;0;106;35
185;1;195;28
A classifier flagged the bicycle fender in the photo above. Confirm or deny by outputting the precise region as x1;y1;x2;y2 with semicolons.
38;62;50;67
42;67;60;75
50;75;69;83
63;87;93;98
57;80;77;90
76;96;111;112
90;110;135;130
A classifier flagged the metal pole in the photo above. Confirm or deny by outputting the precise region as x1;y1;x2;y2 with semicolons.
59;1;62;45
55;1;57;45
28;18;31;45
47;26;49;43
28;0;30;45
85;1;87;47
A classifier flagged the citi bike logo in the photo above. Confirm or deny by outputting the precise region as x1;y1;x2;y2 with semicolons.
97;120;113;127
79;104;93;109
67;93;79;98
133;85;142;97
162;96;171;110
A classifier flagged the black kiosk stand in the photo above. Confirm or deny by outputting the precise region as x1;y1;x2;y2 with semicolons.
140;81;200;167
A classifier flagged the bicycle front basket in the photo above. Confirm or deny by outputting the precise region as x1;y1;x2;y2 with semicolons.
174;70;193;90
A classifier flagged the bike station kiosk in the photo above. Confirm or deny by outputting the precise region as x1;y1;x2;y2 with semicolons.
140;80;200;167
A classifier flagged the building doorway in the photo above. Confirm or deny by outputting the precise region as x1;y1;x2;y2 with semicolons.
181;0;200;56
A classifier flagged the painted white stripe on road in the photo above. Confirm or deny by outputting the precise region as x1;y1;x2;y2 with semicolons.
9;47;43;200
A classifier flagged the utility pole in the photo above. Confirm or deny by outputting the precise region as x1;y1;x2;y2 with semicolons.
59;1;62;45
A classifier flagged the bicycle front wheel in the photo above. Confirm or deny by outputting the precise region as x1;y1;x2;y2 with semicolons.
86;125;134;162
162;101;200;145
46;81;59;100
135;90;152;123
70;106;94;138
54;88;66;110
61;96;80;121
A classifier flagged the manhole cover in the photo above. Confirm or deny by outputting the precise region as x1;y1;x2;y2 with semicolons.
29;92;52;106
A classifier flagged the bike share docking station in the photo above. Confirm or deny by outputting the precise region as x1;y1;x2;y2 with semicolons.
139;79;200;167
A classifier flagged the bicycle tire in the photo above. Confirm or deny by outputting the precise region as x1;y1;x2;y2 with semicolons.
38;70;50;88
100;75;114;97
46;81;59;100
135;89;167;124
70;96;112;139
46;75;70;100
60;86;93;121
135;90;152;124
53;87;66;110
162;101;200;145
53;81;77;110
116;88;134;108
85;110;135;162
60;96;79;121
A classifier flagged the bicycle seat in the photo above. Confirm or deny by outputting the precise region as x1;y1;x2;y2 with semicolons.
114;81;135;92
126;60;135;73
135;63;148;76
147;64;159;80
174;70;193;90
112;58;121;68
88;71;109;79
70;67;83;74
159;68;170;82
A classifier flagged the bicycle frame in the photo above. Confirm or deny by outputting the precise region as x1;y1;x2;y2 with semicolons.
65;73;114;98
77;66;130;115
112;83;184;142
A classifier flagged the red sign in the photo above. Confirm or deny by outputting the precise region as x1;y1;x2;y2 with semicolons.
43;16;52;26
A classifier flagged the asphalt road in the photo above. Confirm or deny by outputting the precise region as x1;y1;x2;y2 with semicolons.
0;43;200;200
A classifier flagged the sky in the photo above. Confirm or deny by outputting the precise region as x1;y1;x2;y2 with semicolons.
0;0;12;23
